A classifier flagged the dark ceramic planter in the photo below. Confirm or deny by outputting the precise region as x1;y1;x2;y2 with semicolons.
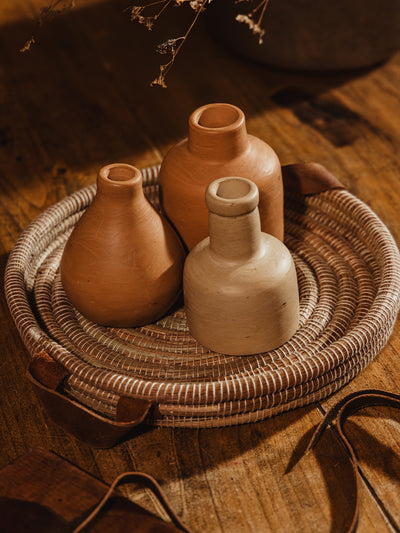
208;0;400;71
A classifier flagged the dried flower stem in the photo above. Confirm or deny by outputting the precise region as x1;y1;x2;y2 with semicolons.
20;0;75;52
154;0;174;19
254;0;269;27
125;0;174;27
21;0;270;86
243;0;269;20
235;0;269;44
150;0;209;88
39;0;76;24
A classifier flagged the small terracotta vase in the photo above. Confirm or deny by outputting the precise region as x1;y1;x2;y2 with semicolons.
183;177;299;355
159;103;283;250
60;163;186;327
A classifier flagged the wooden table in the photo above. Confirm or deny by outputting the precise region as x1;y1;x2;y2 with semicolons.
1;1;400;531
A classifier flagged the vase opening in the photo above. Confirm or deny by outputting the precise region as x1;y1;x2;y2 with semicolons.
197;104;241;129
216;177;251;199
207;177;259;217
100;163;140;183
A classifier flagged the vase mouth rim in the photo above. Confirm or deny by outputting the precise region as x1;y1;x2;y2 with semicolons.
206;176;259;216
98;163;142;185
190;103;244;132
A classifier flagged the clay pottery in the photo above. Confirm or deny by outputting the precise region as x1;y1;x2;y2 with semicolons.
183;176;299;355
207;0;400;71
158;102;283;250
60;163;186;327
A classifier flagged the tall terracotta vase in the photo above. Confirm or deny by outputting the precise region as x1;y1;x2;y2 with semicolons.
60;163;186;327
183;177;299;355
159;103;283;250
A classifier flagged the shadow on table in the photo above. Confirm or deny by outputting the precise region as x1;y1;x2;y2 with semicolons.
286;421;358;533
0;0;379;176
110;402;361;532
286;407;400;533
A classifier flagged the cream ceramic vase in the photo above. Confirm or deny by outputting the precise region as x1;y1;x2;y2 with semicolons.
183;177;299;355
60;163;186;327
159;102;283;250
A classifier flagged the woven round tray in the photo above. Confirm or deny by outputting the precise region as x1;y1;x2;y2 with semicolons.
5;165;400;428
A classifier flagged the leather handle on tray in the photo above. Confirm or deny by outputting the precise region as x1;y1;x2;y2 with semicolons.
282;162;345;195
300;390;400;533
27;351;152;448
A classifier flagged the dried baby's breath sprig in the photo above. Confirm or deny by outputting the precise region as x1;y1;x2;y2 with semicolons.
150;0;209;88
189;0;206;9
235;14;265;44
125;6;156;29
39;0;76;23
20;36;35;53
132;0;268;86
235;0;269;44
150;63;169;88
156;37;185;55
20;0;75;52
125;0;175;29
21;0;270;85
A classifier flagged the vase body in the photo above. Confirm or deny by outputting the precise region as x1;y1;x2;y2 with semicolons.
159;103;283;250
60;163;186;327
183;177;299;355
208;0;400;71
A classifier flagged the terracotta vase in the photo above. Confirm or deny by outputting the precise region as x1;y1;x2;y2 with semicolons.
183;177;299;355
60;163;186;327
158;103;283;250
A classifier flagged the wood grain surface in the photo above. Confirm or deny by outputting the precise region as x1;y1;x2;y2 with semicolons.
1;1;400;531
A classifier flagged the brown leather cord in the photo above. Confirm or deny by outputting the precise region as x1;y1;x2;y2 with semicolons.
0;449;192;533
73;470;193;533
302;390;400;533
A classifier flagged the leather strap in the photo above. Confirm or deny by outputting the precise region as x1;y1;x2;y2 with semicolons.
27;351;152;448
282;162;345;195
73;471;192;533
0;449;191;533
301;390;400;533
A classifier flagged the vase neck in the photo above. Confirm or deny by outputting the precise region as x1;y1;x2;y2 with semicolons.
187;103;248;160
209;210;262;260
206;176;262;260
96;163;145;204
